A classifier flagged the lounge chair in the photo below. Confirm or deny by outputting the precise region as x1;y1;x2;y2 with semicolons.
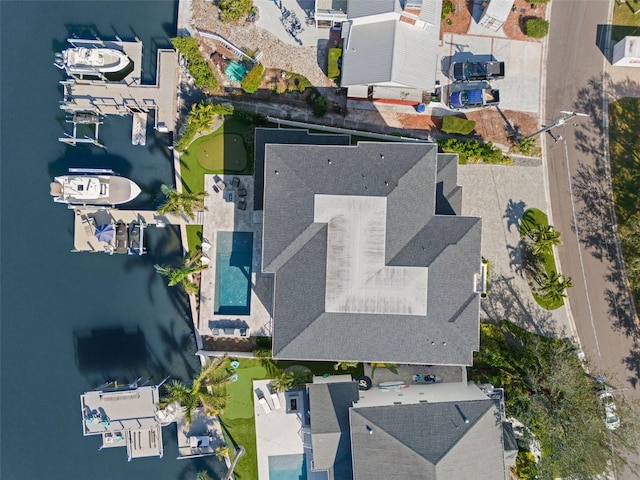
237;200;247;211
231;177;240;188
237;188;247;197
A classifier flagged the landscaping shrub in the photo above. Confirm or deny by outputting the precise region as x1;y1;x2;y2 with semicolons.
438;138;504;164
441;115;476;135
218;0;253;23
241;64;265;93
310;92;328;117
171;37;219;92
525;18;549;38
328;48;342;80
441;0;453;18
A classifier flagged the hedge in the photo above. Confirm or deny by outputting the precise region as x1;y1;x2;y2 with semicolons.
525;18;549;38
328;48;342;80
171;36;219;92
241;64;265;93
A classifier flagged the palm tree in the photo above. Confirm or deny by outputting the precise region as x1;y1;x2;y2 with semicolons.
188;102;216;131
334;361;358;371
539;271;574;303
161;356;232;425
158;184;207;220
215;445;230;460
271;371;294;392
154;250;207;294
529;224;562;255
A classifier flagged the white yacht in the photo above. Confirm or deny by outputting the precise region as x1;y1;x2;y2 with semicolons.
55;45;132;78
50;168;141;206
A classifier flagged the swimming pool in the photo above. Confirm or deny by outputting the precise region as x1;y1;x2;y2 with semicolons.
214;232;253;315
225;60;248;82
268;453;307;480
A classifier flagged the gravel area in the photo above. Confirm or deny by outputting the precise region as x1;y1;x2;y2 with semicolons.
191;0;332;88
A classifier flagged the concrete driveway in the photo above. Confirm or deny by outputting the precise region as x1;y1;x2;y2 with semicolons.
457;163;573;338
254;0;331;47
439;33;542;113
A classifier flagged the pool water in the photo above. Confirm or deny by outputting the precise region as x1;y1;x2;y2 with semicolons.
215;232;253;315
225;60;248;82
268;454;307;480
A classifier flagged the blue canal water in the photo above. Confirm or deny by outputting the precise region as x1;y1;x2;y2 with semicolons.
0;2;225;478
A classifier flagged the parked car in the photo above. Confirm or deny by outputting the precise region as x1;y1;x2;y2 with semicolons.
449;87;500;109
450;60;505;82
599;389;620;430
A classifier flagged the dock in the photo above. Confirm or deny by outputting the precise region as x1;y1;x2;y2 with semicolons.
59;39;178;146
72;207;204;254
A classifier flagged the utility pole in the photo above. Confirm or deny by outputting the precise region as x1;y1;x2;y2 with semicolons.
525;111;590;140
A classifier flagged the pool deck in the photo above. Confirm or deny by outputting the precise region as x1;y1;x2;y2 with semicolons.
253;380;305;480
198;174;273;341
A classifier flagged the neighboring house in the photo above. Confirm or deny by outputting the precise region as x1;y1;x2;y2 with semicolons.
340;0;442;103
314;0;348;29
261;136;484;365
306;378;518;480
478;0;515;32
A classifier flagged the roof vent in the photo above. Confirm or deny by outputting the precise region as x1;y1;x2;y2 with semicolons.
327;159;332;164
455;404;469;424
393;401;402;405
366;425;373;434
275;170;279;175
380;154;384;160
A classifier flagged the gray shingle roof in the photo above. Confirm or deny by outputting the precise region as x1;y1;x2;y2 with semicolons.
349;400;508;479
262;141;482;365
341;1;442;90
253;128;350;210
309;382;360;478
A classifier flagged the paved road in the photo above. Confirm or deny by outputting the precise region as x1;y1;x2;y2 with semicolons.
545;1;640;477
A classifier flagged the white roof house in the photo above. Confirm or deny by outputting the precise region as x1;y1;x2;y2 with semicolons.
340;0;442;93
478;0;515;32
612;36;640;67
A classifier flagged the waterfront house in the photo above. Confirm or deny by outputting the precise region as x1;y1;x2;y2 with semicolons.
261;139;484;365
305;378;517;479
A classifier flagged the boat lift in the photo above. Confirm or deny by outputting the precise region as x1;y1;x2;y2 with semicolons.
58;111;105;148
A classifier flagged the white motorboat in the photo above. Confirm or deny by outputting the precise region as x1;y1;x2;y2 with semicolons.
54;45;132;77
50;168;141;206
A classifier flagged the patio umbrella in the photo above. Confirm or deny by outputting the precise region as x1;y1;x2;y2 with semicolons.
94;223;115;243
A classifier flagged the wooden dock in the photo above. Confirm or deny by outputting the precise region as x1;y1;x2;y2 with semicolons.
72;207;203;253
60;41;178;135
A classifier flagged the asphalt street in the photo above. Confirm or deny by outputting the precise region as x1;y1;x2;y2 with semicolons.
545;1;640;477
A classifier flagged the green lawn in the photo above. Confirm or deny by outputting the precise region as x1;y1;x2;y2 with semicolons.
180;117;255;194
197;133;248;172
224;364;268;420
612;1;640;42
185;225;203;253
609;98;640;305
520;208;564;310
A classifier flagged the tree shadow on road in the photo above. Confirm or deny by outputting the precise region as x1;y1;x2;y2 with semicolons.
481;274;565;338
623;342;640;389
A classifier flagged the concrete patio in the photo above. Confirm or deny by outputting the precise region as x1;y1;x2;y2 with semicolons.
198;174;273;341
